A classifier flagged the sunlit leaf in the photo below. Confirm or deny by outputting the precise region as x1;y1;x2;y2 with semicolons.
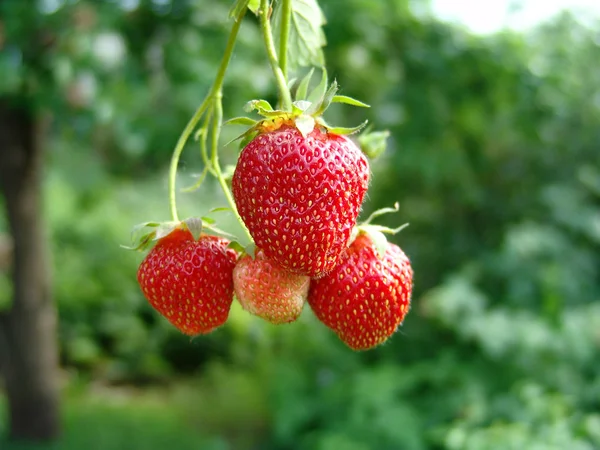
272;0;326;72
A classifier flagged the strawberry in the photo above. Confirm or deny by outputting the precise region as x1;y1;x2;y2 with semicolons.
232;124;370;278
233;249;309;324
137;227;237;335
308;232;413;351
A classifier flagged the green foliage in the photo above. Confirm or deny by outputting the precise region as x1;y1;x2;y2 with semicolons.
272;0;327;72
1;389;226;450
1;0;599;449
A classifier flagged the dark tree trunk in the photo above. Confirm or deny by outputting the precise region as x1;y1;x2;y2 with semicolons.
0;99;60;441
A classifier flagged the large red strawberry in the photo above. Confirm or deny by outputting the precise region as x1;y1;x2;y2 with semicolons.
137;227;237;335
232;124;370;278
233;249;309;324
308;232;413;351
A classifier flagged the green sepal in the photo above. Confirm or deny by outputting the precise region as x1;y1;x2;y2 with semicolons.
307;69;328;106
183;217;203;241
228;240;245;254
296;68;315;100
210;207;233;214
358;129;390;159
202;223;237;240
244;99;289;118
295;114;316;137
317;118;369;136
244;99;274;114
362;227;389;259
244;242;257;260
223;116;258;127
356;223;409;259
122;221;179;252
232;129;258;149
225;127;257;147
292;100;312;115
287;77;298;91
332;95;370;108
307;79;338;116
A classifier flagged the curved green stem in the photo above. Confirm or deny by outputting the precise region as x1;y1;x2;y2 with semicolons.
260;0;292;111
167;6;247;222
168;98;210;222
210;97;254;243
278;0;292;80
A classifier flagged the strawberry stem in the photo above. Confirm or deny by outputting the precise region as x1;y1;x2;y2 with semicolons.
278;0;292;81
167;6;247;222
259;0;292;111
168;97;210;222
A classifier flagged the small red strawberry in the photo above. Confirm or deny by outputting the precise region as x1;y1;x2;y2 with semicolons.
232;124;370;278
233;249;309;324
137;227;237;335
308;232;413;351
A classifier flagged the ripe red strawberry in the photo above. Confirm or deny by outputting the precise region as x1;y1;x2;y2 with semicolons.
232;124;370;278
233;249;309;324
137;228;237;335
308;233;413;351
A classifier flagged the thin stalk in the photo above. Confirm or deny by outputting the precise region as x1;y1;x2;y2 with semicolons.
210;97;253;243
278;0;292;80
167;7;247;222
168;98;209;222
260;0;292;111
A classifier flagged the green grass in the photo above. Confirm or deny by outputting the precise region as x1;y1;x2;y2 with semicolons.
1;387;228;450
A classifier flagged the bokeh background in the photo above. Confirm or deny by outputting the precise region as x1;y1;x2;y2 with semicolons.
1;0;599;449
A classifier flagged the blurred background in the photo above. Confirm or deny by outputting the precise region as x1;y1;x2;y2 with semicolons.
0;0;599;449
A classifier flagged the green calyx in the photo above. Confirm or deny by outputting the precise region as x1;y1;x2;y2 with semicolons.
122;217;235;252
225;68;370;144
351;202;409;259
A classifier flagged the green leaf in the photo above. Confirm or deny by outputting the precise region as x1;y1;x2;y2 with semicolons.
223;117;258;127
272;0;326;72
248;0;260;13
229;0;259;19
296;68;315;100
331;95;371;108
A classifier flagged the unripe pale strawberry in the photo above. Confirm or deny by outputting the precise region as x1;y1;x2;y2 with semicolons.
234;249;309;324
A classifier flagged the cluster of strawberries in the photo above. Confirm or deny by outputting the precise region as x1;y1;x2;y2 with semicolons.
136;85;413;351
